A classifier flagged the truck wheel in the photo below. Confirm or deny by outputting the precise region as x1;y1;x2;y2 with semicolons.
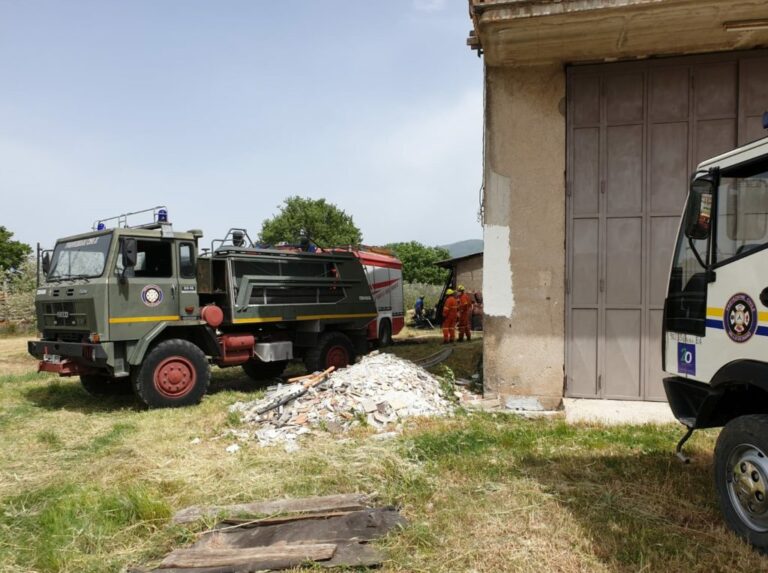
715;414;768;552
304;332;355;373
132;339;210;408
378;319;393;347
80;374;132;396
242;359;287;384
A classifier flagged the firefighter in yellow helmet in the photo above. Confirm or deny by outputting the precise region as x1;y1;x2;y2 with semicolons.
457;285;473;342
442;288;458;343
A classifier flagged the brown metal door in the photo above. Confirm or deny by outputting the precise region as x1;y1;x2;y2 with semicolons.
567;51;767;401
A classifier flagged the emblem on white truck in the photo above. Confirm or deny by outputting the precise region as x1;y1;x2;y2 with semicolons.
724;293;757;343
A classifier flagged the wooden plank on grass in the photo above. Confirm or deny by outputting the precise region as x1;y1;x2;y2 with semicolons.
158;543;336;569
220;510;353;528
172;493;370;524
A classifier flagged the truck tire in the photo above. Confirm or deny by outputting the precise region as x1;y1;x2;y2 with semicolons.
714;414;768;553
132;339;210;408
304;332;355;373
242;359;287;384
80;374;132;396
378;319;393;347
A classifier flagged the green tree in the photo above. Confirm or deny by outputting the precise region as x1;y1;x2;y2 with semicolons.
0;227;32;273
259;197;363;247
386;241;450;285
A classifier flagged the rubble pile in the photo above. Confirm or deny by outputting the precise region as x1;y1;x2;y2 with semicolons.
229;352;454;448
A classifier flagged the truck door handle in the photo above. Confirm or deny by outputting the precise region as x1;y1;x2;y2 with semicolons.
171;285;176;299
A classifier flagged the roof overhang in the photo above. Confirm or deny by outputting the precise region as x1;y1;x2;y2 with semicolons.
435;251;484;268
468;0;768;66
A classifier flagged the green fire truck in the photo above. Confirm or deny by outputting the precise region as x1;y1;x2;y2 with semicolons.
28;207;396;408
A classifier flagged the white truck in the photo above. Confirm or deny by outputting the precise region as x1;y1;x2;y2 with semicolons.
663;119;768;550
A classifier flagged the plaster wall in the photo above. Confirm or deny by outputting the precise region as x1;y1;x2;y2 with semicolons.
483;64;566;410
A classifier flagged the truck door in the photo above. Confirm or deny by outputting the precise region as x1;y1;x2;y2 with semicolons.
177;242;198;320
110;237;180;341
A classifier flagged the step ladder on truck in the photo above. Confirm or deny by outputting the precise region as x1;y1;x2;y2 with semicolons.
663;113;768;550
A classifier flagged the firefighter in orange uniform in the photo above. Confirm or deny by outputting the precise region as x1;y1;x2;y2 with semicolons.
442;289;458;344
457;285;473;342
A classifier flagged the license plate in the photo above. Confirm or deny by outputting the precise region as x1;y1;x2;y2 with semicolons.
43;354;62;364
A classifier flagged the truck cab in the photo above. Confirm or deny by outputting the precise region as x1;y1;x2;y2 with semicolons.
663;134;768;550
30;208;207;387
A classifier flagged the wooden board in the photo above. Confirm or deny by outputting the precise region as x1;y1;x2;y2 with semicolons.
172;493;370;525
159;543;336;569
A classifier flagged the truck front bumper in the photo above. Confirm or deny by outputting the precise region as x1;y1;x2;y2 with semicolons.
28;340;109;377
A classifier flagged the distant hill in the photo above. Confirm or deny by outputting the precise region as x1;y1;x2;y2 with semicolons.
440;239;483;259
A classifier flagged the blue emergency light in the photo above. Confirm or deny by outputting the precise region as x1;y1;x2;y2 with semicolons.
97;222;106;231
157;209;168;223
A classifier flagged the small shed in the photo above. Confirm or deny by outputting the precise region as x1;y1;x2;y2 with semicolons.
436;251;483;294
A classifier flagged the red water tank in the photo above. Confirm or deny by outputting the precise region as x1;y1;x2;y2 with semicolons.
221;334;255;351
201;305;224;328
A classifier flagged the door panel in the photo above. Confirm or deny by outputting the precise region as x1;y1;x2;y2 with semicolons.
604;310;642;398
695;119;737;165
649;66;689;122
606;218;642;306
650;123;688;213
605;73;644;123
572;75;601;126
572;128;600;215
740;57;768;145
606;125;643;215
572;219;599;306
695;62;737;118
570;309;599;397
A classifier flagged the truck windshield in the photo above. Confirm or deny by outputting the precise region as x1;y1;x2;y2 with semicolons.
713;159;768;266
48;234;112;280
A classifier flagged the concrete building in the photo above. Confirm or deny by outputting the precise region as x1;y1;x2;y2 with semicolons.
467;0;768;409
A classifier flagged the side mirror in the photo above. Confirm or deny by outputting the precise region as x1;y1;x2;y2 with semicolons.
122;238;138;269
42;252;51;275
685;177;715;240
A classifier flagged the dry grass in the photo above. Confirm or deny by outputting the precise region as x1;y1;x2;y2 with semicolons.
0;337;38;376
0;336;764;572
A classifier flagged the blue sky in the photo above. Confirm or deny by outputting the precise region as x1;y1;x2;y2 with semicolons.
0;0;483;250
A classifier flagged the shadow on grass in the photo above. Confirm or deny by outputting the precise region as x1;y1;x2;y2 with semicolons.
405;417;761;572
207;362;305;395
515;451;739;571
21;366;290;412
23;381;142;413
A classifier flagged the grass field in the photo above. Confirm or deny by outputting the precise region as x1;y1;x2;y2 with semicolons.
0;332;764;572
